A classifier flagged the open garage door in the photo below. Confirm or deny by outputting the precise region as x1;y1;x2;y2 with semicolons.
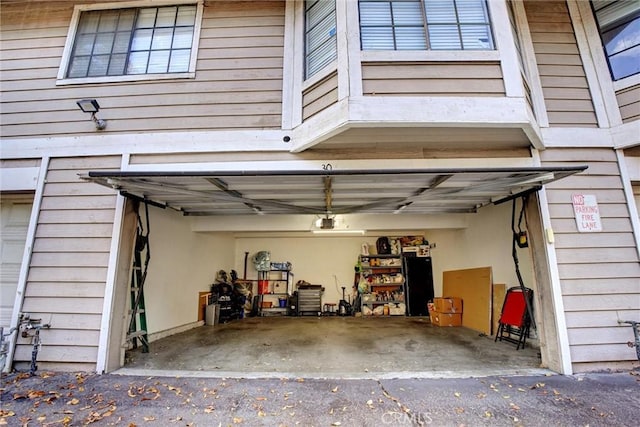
83;166;586;217
83;166;586;376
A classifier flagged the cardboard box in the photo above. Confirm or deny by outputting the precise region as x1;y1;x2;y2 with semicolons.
429;312;462;327
433;297;463;313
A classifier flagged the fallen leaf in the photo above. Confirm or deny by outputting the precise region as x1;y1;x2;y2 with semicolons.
332;422;341;426
0;420;6;426
258;410;266;417
28;390;46;399
37;415;46;422
484;411;493;418
143;416;155;421
453;392;461;398
256;397;267;401
332;386;339;393
454;407;465;414
510;403;520;410
296;378;304;383
476;392;486;399
232;417;243;424
532;382;545;389
517;387;526;392
553;389;561;396
0;411;14;417
67;398;80;405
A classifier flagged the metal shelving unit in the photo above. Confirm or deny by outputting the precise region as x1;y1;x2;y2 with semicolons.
257;269;293;316
359;255;406;316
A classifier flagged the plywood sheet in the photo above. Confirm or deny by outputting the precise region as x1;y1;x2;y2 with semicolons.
492;284;507;335
443;267;493;335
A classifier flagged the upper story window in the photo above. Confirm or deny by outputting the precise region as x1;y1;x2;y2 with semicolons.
305;0;337;79
58;1;201;84
359;0;494;50
592;0;640;81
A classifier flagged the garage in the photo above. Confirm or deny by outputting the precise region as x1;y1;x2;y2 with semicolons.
84;166;585;376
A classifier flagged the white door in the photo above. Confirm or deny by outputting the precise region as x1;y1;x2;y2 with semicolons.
0;196;32;328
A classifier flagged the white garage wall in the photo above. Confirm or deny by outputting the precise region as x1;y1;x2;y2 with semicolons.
429;202;535;294
144;207;234;334
234;236;369;305
233;203;534;307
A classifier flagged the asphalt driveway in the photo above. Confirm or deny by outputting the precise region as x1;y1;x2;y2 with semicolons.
1;369;638;426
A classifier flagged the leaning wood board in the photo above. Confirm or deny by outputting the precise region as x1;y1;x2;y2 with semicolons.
443;267;493;335
492;284;507;336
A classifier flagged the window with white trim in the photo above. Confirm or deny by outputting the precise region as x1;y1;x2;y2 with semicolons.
359;0;494;51
592;0;640;81
64;4;197;79
305;0;337;79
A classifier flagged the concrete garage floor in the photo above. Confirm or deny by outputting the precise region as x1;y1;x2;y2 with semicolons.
120;317;548;379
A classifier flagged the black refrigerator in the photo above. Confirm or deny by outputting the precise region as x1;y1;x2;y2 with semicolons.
403;255;434;316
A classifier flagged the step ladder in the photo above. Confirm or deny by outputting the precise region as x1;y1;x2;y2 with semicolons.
126;201;150;353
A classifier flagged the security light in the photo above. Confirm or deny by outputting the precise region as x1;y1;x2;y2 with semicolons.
76;99;107;130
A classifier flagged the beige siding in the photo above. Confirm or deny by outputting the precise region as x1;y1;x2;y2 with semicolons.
15;155;120;370
541;148;640;366
302;71;338;120
524;0;598;127
0;1;284;138
361;62;505;96
616;84;640;123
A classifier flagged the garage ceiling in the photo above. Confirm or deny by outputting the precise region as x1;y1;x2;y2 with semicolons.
84;166;586;217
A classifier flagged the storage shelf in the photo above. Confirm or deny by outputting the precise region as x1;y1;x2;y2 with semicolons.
363;300;404;305
369;282;404;286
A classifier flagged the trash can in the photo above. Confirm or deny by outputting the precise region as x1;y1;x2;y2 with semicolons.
205;304;220;325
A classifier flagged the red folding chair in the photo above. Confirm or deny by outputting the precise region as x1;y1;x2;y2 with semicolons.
495;287;534;350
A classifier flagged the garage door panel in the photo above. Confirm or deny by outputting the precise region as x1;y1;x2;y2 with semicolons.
0;196;33;328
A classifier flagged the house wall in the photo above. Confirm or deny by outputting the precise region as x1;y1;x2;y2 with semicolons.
0;0;285;138
14;155;121;371
541;148;640;371
524;0;598;128
302;71;338;120
361;62;506;97
616;85;640;123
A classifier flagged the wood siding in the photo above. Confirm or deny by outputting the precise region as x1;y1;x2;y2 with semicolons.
14;156;120;369
616;84;640;123
524;0;598;128
541;148;640;366
0;1;284;138
361;62;505;97
302;71;338;120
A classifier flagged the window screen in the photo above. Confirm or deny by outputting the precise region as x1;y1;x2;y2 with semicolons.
67;5;196;78
305;0;338;79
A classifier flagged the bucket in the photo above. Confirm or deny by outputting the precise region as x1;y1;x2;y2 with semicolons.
258;280;269;295
278;298;287;308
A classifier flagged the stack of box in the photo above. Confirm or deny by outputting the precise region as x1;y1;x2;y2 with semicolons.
429;297;463;326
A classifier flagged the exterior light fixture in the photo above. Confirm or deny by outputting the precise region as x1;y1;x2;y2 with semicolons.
76;99;107;130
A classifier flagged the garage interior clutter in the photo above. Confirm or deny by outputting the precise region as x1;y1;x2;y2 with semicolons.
199;235;533;350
